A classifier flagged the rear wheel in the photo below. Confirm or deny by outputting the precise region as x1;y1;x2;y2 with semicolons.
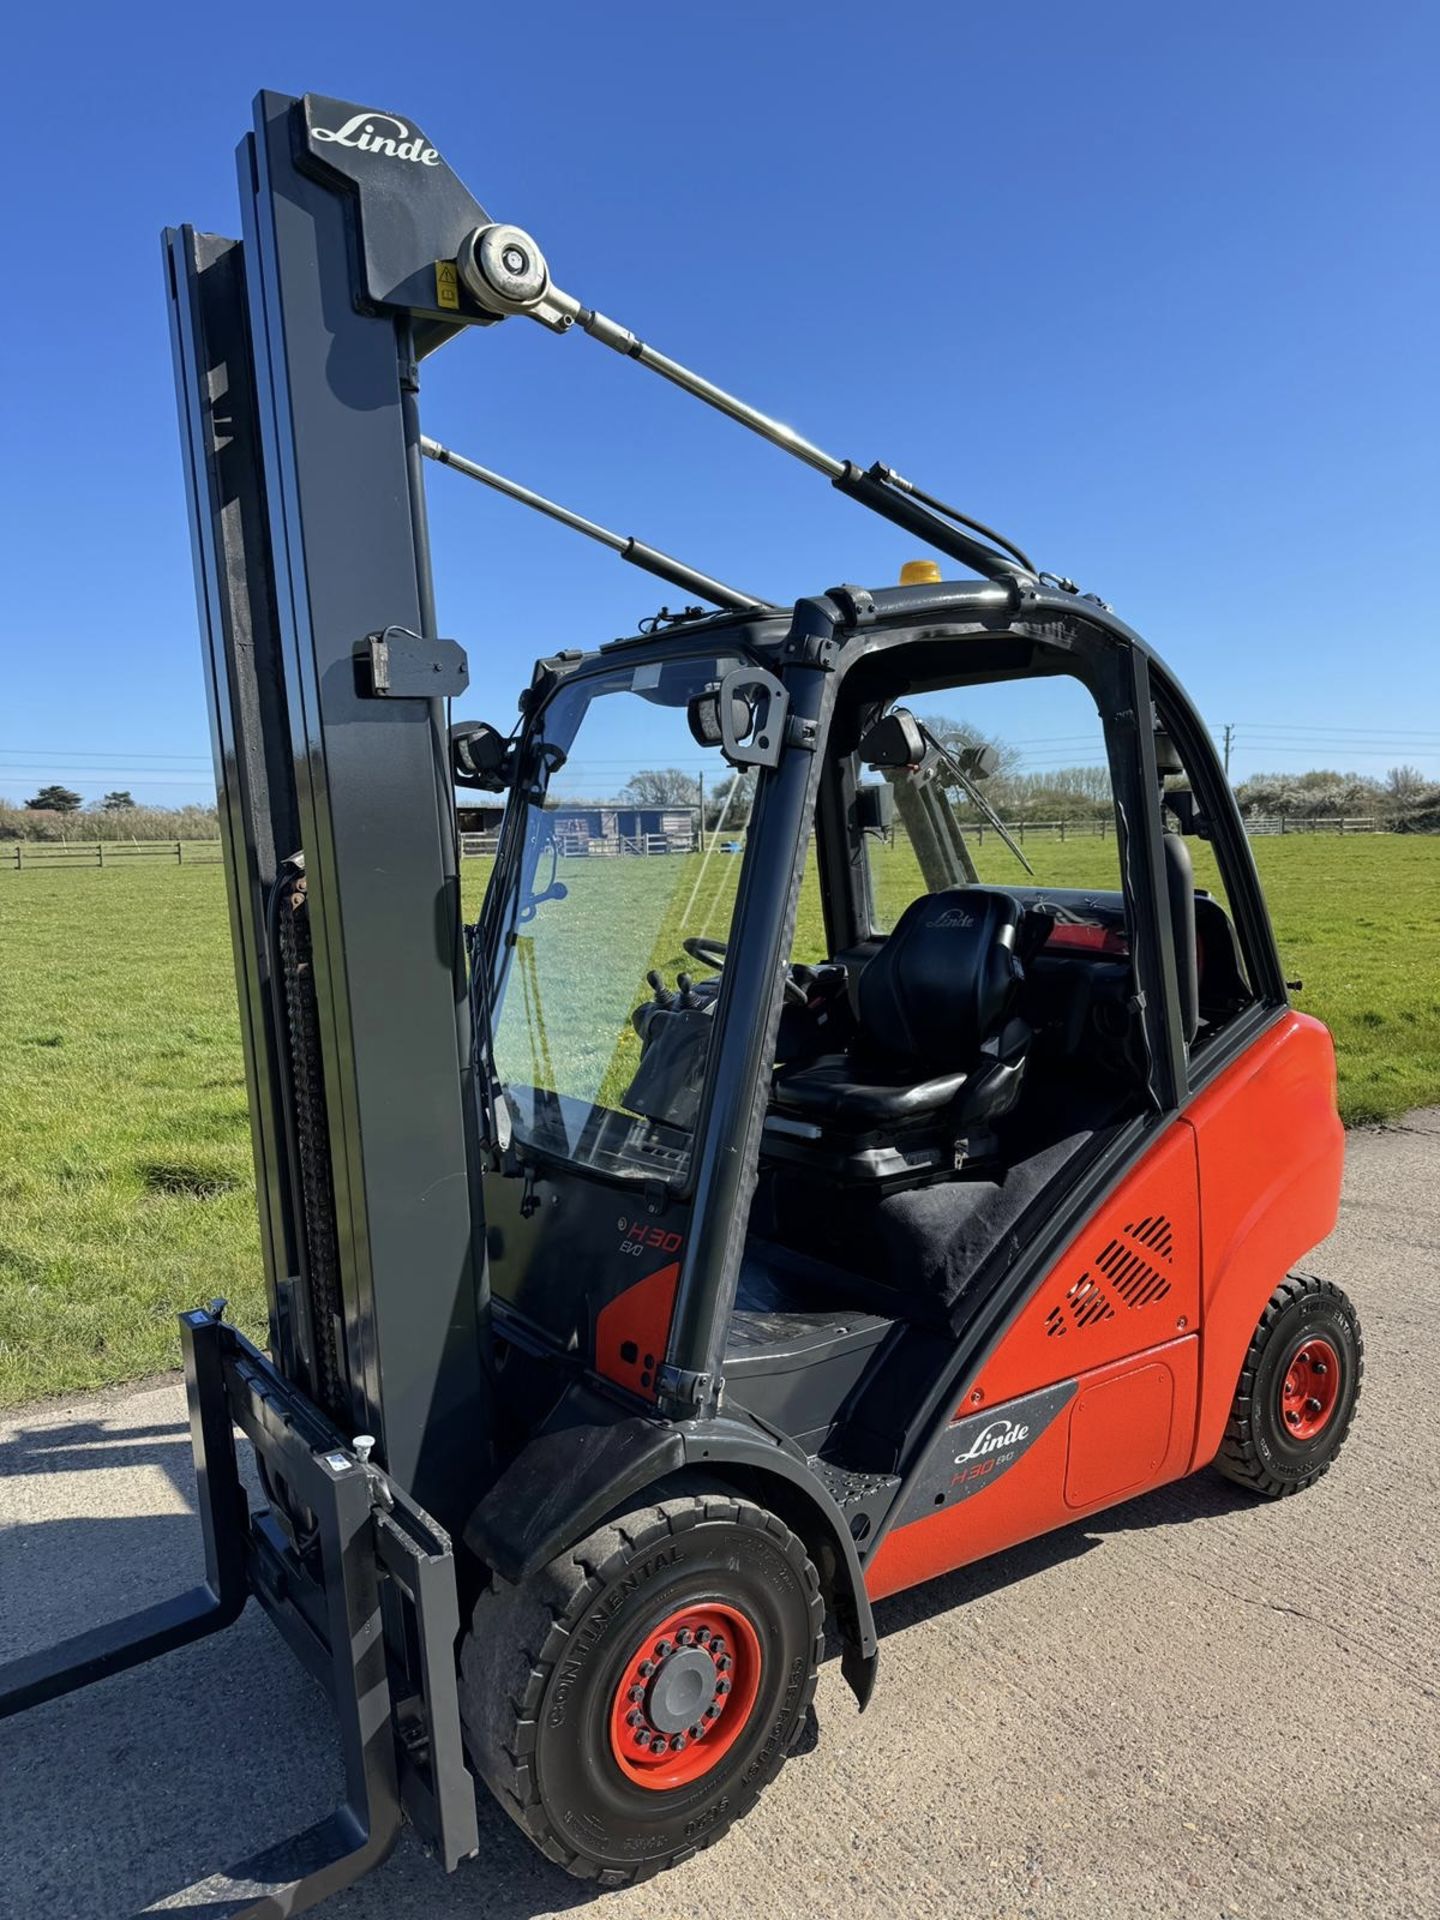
1215;1272;1363;1498
459;1484;823;1885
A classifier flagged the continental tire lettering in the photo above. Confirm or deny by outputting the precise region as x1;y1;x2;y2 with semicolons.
548;1545;683;1727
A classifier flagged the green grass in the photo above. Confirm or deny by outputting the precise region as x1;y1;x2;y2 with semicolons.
2;834;1437;1405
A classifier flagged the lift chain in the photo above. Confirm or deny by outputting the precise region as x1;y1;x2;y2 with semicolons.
276;867;349;1423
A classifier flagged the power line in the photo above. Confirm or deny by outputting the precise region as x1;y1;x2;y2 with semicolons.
0;746;213;765
1232;720;1440;739
0;772;212;790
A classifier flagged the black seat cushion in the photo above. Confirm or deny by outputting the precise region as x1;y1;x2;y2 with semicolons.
857;886;1025;1072
769;888;1027;1135
761;1122;1102;1328
770;1054;968;1125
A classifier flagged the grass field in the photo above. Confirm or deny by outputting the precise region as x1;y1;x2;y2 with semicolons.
1;834;1436;1406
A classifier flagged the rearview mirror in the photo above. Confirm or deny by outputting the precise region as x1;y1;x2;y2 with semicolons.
1164;788;1210;838
859;709;926;770
451;720;512;791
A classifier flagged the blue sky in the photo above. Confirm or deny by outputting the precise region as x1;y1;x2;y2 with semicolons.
3;1;1437;806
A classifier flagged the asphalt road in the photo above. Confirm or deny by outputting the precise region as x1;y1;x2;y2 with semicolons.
2;1113;1437;1920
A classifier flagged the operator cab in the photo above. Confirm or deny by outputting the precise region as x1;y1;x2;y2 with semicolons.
472;578;1265;1459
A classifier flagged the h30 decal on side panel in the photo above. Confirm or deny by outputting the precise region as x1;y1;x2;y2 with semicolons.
895;1380;1079;1525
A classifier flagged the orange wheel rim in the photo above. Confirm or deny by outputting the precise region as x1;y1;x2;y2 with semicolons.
607;1601;762;1790
1279;1336;1341;1441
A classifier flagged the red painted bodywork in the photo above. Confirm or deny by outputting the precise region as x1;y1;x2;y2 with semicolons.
594;1260;680;1403
865;1010;1343;1602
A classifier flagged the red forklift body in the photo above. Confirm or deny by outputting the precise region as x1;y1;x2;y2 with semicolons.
0;88;1361;1915
866;1010;1343;1600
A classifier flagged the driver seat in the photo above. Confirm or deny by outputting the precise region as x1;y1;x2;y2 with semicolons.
763;887;1037;1187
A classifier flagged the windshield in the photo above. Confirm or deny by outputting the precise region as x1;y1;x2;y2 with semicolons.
862;678;1122;931
482;651;753;1183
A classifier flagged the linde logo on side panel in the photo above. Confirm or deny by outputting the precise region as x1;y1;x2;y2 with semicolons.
312;112;441;165
954;1418;1029;1464
927;907;975;930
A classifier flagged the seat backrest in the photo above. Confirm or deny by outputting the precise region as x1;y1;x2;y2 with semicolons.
857;887;1024;1072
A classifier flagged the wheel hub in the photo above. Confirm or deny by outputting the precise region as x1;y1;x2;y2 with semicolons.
641;1645;714;1733
1279;1337;1341;1441
608;1602;761;1789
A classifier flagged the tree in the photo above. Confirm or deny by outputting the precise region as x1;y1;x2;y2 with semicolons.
621;768;702;808
705;770;755;831
25;785;82;813
1385;765;1428;803
100;790;136;812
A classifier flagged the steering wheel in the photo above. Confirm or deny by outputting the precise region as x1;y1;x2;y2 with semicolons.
682;936;729;972
682;934;808;1006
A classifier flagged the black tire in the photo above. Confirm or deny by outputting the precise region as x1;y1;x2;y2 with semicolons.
459;1482;824;1886
1215;1272;1363;1498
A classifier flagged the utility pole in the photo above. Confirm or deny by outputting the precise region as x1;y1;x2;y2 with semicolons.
1222;723;1234;781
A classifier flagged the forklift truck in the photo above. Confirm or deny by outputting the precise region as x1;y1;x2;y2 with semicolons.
0;92;1363;1910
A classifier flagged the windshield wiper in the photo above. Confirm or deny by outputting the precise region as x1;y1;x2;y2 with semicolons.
917;721;1035;878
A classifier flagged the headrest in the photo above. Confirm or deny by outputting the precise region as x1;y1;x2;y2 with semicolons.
858;888;1025;1071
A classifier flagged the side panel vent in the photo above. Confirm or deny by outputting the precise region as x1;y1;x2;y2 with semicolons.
1057;1214;1176;1335
978;1124;1198;1407
1095;1224;1173;1311
1064;1272;1116;1330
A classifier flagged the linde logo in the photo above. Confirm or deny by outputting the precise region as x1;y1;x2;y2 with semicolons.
928;906;975;930
954;1417;1029;1464
312;111;441;166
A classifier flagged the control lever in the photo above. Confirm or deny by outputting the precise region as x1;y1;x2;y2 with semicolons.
676;972;699;1009
646;969;677;1010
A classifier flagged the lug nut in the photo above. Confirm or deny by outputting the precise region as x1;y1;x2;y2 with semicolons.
633;1727;651;1746
671;1734;687;1752
638;1659;655;1677
628;1684;645;1703
655;1639;674;1658
716;1654;732;1673
676;1627;694;1646
1305;1397;1324;1415
710;1637;725;1655
627;1709;643;1726
1285;1410;1301;1426
1311;1360;1329;1375
715;1677;731;1695
705;1704;721;1720
695;1627;711;1645
689;1723;703;1738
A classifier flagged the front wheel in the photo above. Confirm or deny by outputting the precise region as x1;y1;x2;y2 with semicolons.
1215;1272;1363;1498
459;1484;823;1885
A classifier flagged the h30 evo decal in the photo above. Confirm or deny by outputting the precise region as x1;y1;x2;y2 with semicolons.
895;1379;1079;1524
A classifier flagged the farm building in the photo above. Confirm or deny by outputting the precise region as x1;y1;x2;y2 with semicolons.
549;804;696;854
456;802;696;855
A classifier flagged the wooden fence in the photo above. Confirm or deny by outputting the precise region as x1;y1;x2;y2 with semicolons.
3;814;1400;874
1240;815;1388;836
5;839;224;870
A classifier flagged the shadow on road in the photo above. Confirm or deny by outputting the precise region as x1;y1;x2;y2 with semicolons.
0;1402;1257;1920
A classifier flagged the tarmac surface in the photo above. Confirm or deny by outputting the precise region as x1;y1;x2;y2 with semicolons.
2;1112;1437;1920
